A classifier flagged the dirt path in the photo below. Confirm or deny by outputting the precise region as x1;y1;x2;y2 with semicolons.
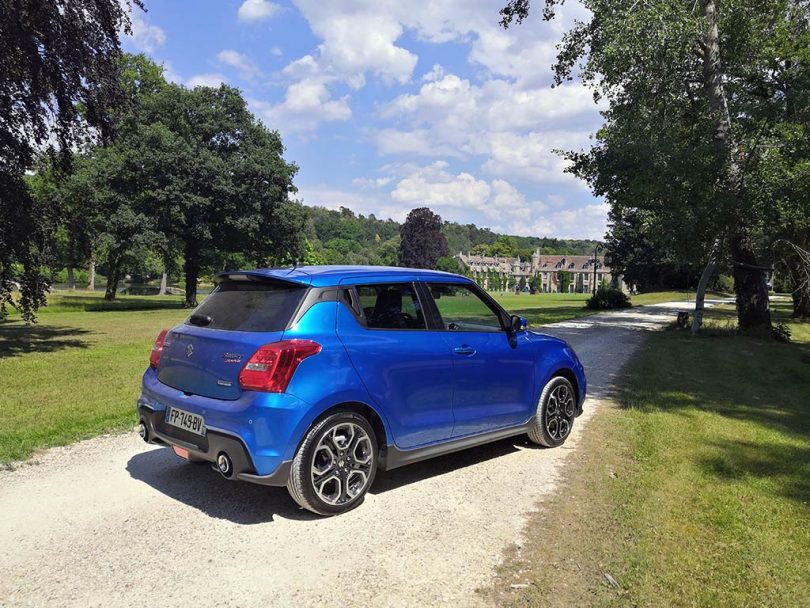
0;301;717;607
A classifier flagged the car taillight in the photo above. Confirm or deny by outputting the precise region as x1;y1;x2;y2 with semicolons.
149;329;169;369
239;340;322;393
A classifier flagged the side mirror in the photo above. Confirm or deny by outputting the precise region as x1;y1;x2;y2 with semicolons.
510;315;527;332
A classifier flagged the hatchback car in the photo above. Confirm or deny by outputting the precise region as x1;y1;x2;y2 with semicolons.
137;266;586;515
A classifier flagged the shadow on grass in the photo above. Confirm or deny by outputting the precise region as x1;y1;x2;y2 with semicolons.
41;295;186;313
619;328;810;504
0;322;91;358
699;438;810;504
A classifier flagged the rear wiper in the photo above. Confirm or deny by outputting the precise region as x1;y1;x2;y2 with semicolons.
189;314;213;327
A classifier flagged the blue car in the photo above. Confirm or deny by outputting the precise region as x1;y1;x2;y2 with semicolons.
137;266;586;515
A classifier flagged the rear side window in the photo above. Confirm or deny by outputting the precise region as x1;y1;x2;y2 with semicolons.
186;281;306;332
355;283;426;330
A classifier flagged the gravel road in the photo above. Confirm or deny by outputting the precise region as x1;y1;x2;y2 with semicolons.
0;301;715;607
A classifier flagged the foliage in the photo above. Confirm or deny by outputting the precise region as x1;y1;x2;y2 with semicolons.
399;207;449;269
436;256;462;274
501;0;810;333
556;270;572;293
771;322;792;343
0;0;139;321
586;287;631;310
55;54;304;306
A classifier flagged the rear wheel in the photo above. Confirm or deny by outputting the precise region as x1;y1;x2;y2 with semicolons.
287;411;378;516
528;376;577;448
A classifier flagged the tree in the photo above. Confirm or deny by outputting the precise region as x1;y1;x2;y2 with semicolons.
0;0;140;320
501;0;810;335
399;208;449;269
60;55;304;305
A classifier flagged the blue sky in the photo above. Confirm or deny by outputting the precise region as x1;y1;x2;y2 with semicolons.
123;0;607;240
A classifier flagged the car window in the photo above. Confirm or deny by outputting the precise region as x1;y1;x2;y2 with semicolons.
186;281;306;332
427;283;504;333
355;283;426;330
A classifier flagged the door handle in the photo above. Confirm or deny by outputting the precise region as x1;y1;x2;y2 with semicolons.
453;345;476;356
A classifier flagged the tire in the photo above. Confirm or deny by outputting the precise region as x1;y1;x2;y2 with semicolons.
528;376;577;448
287;411;378;516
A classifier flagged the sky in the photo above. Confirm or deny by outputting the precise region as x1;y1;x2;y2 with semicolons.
122;0;608;241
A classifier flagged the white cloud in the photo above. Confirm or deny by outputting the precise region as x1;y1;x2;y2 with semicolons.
353;177;393;189
377;71;598;184
187;73;226;88
238;0;281;23
217;49;261;79
292;0;418;85
391;161;491;209
388;162;540;220
507;202;609;240
251;79;351;134
482;131;589;185
125;4;166;52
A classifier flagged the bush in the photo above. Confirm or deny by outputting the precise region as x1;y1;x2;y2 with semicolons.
710;273;735;293
771;323;791;343
587;287;632;310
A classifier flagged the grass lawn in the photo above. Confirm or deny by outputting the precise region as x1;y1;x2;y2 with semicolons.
493;292;594;325
487;300;810;606
0;306;190;464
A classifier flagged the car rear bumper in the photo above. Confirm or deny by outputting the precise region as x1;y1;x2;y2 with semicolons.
138;401;292;486
137;402;292;486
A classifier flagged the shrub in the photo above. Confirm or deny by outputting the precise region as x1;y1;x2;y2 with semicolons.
587;287;632;310
771;323;791;343
710;274;735;293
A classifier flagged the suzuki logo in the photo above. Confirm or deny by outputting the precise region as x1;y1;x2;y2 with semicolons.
185;344;194;358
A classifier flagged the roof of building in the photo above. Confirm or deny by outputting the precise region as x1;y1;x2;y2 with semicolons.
457;252;611;273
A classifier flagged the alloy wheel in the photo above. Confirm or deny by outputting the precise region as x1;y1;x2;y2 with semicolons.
545;383;576;441
310;422;374;506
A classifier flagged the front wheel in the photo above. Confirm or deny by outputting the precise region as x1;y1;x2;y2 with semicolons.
528;376;577;448
287;412;378;516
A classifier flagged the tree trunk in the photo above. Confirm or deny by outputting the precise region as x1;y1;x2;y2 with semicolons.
691;255;717;335
158;271;168;296
184;247;199;308
104;255;120;301
700;0;771;335
793;277;810;319
730;229;771;334
66;266;76;290
87;255;96;291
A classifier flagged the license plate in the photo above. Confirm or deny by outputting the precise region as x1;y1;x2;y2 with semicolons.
164;406;206;436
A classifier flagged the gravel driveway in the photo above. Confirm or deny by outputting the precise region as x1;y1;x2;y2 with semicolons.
0;301;716;607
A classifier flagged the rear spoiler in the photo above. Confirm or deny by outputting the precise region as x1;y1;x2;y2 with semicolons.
213;269;312;287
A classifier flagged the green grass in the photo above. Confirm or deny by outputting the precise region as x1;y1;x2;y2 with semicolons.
18;289;188;313
492;292;594;325
628;289;731;306
489;300;810;607
0;308;189;463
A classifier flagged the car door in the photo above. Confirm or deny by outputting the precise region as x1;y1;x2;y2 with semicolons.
336;281;455;449
423;282;536;437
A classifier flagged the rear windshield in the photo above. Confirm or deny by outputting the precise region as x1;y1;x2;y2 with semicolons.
186;281;306;331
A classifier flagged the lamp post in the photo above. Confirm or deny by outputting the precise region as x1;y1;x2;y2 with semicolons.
592;244;601;295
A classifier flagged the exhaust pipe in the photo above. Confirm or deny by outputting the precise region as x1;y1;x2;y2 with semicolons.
216;452;234;478
138;421;149;443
